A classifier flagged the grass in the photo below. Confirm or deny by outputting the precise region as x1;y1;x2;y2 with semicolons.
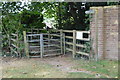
2;57;118;78
3;62;67;78
67;72;95;78
72;59;118;78
3;64;96;78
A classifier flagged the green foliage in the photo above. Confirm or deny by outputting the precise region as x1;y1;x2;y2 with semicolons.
82;42;91;53
21;10;45;28
107;2;119;5
41;30;47;33
2;2;46;34
2;2;46;53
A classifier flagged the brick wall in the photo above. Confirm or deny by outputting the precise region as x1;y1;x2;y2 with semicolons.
90;6;119;60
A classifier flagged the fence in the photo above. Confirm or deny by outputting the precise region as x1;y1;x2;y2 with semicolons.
23;30;65;58
10;32;20;57
9;29;91;59
49;29;91;58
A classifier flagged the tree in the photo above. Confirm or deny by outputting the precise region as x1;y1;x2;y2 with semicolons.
54;2;119;30
2;2;23;34
21;2;45;28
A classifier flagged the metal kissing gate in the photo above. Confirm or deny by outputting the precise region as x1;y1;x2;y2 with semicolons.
23;32;65;58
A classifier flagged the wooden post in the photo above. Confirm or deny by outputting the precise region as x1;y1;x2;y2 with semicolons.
40;34;43;58
48;31;50;50
16;32;19;57
60;29;63;54
63;33;66;55
73;30;76;58
23;31;29;58
8;34;12;56
37;29;39;34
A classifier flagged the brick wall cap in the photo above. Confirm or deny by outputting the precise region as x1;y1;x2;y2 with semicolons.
90;6;118;9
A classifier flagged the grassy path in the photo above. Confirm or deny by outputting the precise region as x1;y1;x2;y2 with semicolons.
2;55;118;78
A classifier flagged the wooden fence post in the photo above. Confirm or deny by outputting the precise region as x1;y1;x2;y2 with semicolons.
60;29;63;54
48;31;50;50
23;31;29;58
40;34;43;58
73;30;76;58
63;33;66;55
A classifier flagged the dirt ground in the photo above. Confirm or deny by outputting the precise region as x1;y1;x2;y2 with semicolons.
1;54;118;78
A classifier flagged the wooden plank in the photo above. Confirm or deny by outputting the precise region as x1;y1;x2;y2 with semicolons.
77;38;90;41
43;53;62;57
11;44;18;48
23;31;29;58
65;36;73;39
11;38;17;42
44;49;61;52
59;30;90;34
66;48;73;52
29;56;40;58
27;32;32;34
44;38;60;42
26;34;40;36
44;44;61;48
30;51;40;53
65;42;73;45
76;51;89;56
49;34;61;37
11;33;17;36
43;40;48;41
29;46;40;48
27;39;40;42
44;44;60;47
10;47;18;54
76;44;86;48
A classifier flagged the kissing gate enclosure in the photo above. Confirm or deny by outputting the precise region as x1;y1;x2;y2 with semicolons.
22;29;90;58
23;31;65;58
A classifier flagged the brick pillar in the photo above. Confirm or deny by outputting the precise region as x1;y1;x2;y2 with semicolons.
90;7;105;60
118;5;120;60
90;6;118;60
